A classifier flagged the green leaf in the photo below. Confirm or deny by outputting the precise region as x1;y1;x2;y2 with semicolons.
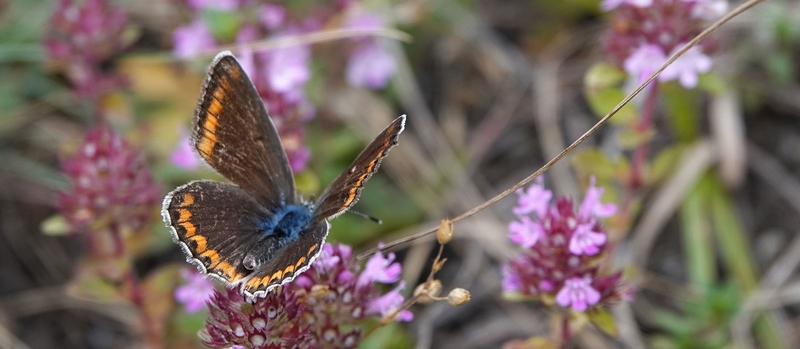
649;144;686;185
359;322;412;349
588;308;618;337
766;52;794;85
584;63;627;89
697;74;727;95
651;310;696;336
707;177;758;291
571;148;629;181
583;63;638;123
680;174;715;290
661;83;700;142
617;127;655;149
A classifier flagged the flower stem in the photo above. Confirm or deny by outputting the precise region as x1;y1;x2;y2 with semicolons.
630;83;659;189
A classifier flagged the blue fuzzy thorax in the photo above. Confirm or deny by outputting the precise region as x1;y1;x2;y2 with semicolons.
260;204;312;242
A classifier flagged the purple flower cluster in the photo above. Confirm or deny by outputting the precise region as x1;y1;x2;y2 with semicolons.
344;13;398;89
502;178;626;312
202;288;312;349
199;243;411;348
58;125;161;238
43;0;131;99
603;0;727;88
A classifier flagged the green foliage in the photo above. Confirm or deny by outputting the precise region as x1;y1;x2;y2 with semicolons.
650;283;739;349
584;63;639;124
661;82;700;142
202;10;242;42
588;307;618;337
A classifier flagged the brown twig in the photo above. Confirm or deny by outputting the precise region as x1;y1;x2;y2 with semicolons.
358;0;767;260
200;27;413;58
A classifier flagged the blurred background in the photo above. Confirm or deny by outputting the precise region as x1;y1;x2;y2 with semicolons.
1;0;800;348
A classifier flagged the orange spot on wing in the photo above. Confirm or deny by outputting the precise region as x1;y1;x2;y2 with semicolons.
213;85;226;102
283;265;295;276
341;146;390;208
214;261;236;279
180;221;196;237
270;270;283;283
246;276;263;289
307;244;319;257
180;193;195;207
200;249;219;264
294;256;306;270
207;100;222;117
197;133;217;158
178;209;191;223
189;235;207;253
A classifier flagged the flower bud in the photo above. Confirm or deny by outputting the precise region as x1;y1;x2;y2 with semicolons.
310;284;330;298
437;219;454;244
413;280;442;303
447;288;471;306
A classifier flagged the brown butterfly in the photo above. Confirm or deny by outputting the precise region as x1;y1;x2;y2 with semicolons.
162;51;405;298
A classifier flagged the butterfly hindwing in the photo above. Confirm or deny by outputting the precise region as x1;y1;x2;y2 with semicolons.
194;51;296;208
312;115;406;221
240;220;329;298
162;180;270;284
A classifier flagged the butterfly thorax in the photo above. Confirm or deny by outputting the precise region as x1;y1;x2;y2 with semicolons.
242;204;312;271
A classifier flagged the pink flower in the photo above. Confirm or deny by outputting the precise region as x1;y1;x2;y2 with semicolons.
58;125;161;236
346;42;397;89
170;132;200;170
266;41;311;93
173;19;217;59
188;0;238;11
357;250;401;287
175;269;216;313
345;12;384;31
623;44;667;85
568;223;607;255
684;0;729;20
260;4;286;30
578;176;617;220
512;178;552;217
555;276;601;312
502;176;627;310
501;265;522;292
660;45;712;88
601;0;653;11
508;216;543;248
367;281;413;322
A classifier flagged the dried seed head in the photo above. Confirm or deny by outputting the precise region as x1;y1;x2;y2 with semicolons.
413;280;442;304
310;284;330;299
447;288;471;306
437;219;454;244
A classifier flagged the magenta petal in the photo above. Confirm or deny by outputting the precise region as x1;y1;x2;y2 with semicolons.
555;285;572;307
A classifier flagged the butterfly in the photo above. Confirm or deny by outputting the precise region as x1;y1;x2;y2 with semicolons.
161;51;405;299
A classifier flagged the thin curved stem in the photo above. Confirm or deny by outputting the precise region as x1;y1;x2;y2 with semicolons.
358;0;766;260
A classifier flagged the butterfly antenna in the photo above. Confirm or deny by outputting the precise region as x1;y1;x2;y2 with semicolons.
348;210;382;225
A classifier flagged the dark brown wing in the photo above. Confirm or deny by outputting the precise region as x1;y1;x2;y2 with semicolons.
311;115;405;221
239;221;328;299
162;180;269;284
193;51;296;207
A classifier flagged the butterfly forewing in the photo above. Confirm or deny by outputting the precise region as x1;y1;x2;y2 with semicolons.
194;52;296;207
312;115;406;221
162;180;271;284
165;51;407;300
240;221;329;298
